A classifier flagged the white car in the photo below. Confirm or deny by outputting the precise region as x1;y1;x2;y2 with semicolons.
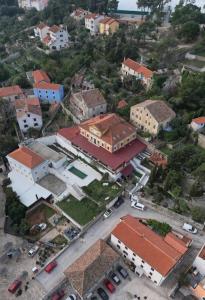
103;209;113;219
28;245;39;257
182;223;197;234
38;223;47;231
131;201;145;211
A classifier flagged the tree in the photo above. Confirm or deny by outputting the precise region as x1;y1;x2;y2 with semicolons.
177;21;200;42
191;206;205;223
189;180;203;197
137;0;171;14
171;3;203;26
164;170;182;190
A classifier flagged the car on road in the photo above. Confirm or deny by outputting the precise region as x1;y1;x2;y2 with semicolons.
51;289;65;300
97;287;109;300
182;223;198;234
65;295;77;300
109;272;121;285
104;279;116;293
8;279;22;294
28;245;39;257
113;197;124;209
38;223;47;231
131;201;145;211
103;209;112;219
45;260;57;273
117;265;129;279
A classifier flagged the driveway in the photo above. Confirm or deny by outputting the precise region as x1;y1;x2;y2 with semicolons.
37;198;204;291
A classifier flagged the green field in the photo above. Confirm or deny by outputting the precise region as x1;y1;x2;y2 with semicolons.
68;166;87;179
57;196;103;226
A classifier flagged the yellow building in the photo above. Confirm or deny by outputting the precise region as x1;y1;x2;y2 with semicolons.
99;17;119;35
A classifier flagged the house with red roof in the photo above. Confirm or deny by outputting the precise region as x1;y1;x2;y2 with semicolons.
99;17;119;35
0;85;24;103
191;117;205;131
15;97;43;133
111;215;191;286
70;8;89;21
121;58;153;88
85;13;104;35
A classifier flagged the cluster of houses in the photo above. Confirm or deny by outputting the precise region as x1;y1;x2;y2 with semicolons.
18;0;48;11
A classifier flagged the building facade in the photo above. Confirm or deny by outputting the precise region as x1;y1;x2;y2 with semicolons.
191;117;205;132
69;88;107;122
18;0;48;11
33;82;64;102
85;13;104;35
70;8;89;21
99;17;119;35
121;58;153;88
130;99;176;136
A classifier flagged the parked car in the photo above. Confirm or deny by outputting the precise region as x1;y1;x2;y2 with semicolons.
182;223;198;234
51;290;65;300
104;279;116;293
113;197;124;209
64;226;80;240
131;201;145;211
8;279;22;294
32;266;39;274
65;295;77;300
28;245;39;257
117;265;128;279
97;288;109;300
109;272;121;285
45;260;57;273
103;209;112;219
38;223;47;231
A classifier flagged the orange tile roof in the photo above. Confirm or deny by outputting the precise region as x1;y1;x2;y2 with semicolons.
112;215;188;276
164;232;188;255
199;245;205;260
85;13;100;20
192;117;205;124
15;97;42;118
49;25;60;33
99;17;118;25
80;113;136;147
33;70;50;83
122;58;153;79
0;85;23;98
37;22;47;29
33;81;61;91
117;99;128;109
8;146;44;169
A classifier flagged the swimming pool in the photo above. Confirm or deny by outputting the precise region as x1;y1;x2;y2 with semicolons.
68;166;87;179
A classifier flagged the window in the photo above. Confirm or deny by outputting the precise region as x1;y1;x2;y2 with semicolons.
133;253;136;257
148;276;151;279
140;265;143;268
149;272;153;276
27;114;30;117
60;34;63;37
33;118;36;121
24;125;28;128
125;246;128;250
123;250;128;256
117;245;120;249
151;267;154;271
23;120;26;123
132;258;135;261
154;281;157;284
141;260;144;263
34;123;38;126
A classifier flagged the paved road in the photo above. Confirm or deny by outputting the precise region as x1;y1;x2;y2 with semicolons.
37;198;204;291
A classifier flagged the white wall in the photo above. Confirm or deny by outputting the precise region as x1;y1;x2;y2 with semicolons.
17;112;42;133
193;256;205;277
49;28;69;51
191;121;205;131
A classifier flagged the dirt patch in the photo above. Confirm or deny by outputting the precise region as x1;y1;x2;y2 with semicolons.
26;203;56;226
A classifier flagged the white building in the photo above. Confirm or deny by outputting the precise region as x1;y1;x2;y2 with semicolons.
15;97;43;133
111;215;190;286
191;117;205;132
18;0;48;11
121;58;153;88
193;244;205;277
85;13;104;35
70;8;89;21
34;24;70;51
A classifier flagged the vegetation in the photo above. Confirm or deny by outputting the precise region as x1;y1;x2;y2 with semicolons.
147;219;171;236
51;234;68;246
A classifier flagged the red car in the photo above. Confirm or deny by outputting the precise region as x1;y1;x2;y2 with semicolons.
45;261;57;273
104;279;116;293
51;290;65;300
8;279;22;294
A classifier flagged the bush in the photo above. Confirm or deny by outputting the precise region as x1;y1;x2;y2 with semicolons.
147;219;171;236
191;206;205;223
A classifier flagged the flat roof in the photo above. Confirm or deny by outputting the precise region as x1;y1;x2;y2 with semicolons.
28;141;65;163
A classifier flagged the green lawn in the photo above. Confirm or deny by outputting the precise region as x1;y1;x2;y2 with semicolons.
83;180;122;204
42;205;56;219
57;196;103;226
160;147;172;156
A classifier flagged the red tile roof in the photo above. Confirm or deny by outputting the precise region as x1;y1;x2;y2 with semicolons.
192;117;205;124
0;85;23;98
15;97;42;118
8;146;44;169
37;22;47;30
58;127;146;171
112;215;188;276
164;232;188;255
121;164;134;177
49;25;60;33
122;58;153;79
117;99;128;109
33;70;50;84
99;17;118;25
85;13;100;20
34;81;61;91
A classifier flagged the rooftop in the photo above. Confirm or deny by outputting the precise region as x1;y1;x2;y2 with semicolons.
8;146;45;169
28;141;65;163
117;99;128;109
58;126;146;171
112;215;189;276
99;17;118;25
122;58;153;79
15;97;42;118
0;85;23;98
71;88;106;108
64;239;119;297
85;13;101;20
49;25;60;33
132;100;176;123
192;117;205;124
33;70;50;84
36;22;47;29
33;81;61;91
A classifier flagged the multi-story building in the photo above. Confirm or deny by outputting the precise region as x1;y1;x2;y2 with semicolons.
18;0;48;11
34;24;70;51
121;58;153;88
70;8;89;21
0;85;24;103
191;117;205;132
32;69;64;103
15;97;43;133
111;215;191;286
99;17;119;35
85;13;104;35
130;99;176;136
69;88;107;122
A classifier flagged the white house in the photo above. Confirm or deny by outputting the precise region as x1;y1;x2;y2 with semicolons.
34;24;70;51
18;0;48;11
193;244;205;277
85;13;104;35
191;117;205;132
15;97;43;133
111;215;190;286
121;58;153;88
70;8;89;21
